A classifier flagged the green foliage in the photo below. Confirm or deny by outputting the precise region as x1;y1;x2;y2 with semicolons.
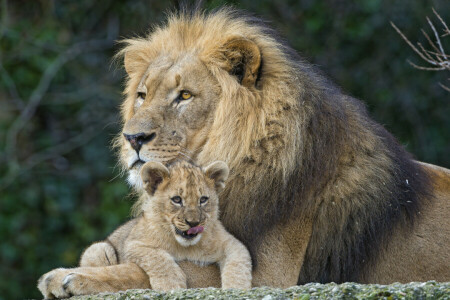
0;1;448;299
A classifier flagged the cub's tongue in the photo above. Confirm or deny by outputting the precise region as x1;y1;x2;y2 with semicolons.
187;226;204;235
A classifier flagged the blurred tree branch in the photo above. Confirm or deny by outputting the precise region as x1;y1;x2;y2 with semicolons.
4;39;114;165
391;8;450;91
1;32;116;190
0;60;24;109
0;0;8;41
0;119;116;190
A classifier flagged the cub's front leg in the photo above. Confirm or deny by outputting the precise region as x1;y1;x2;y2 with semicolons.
126;241;187;291
219;235;252;289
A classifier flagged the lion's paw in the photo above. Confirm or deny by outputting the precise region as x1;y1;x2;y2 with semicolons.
37;268;74;299
61;273;94;297
38;269;104;299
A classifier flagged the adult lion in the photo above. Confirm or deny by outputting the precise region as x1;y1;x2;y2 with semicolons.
39;8;449;297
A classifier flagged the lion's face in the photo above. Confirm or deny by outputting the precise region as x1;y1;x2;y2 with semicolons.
140;161;229;247
121;55;222;187
119;21;262;189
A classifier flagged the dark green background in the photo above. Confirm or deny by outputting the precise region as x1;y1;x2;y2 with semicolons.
0;1;448;299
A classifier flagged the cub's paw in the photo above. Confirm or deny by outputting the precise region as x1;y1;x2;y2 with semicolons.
37;268;73;299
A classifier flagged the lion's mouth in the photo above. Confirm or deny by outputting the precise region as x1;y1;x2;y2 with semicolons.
130;159;145;169
129;156;178;170
175;226;204;240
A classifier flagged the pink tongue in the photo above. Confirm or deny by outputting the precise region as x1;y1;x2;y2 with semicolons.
187;226;204;235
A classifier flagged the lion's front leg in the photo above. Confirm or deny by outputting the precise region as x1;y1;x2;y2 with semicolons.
79;241;118;267
37;264;150;298
251;216;313;288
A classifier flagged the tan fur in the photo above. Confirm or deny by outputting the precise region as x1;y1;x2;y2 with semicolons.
115;8;449;285
37;264;150;299
125;160;251;291
38;160;251;297
362;162;450;283
38;8;450;297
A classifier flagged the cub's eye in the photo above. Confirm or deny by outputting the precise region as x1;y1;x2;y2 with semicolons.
171;196;182;204
179;90;192;101
199;196;209;205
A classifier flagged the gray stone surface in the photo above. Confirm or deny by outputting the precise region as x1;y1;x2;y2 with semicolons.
69;281;450;299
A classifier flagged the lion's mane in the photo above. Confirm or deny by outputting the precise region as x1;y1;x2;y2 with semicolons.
118;8;430;283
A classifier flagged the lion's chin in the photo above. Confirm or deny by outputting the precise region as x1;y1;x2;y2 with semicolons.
126;160;145;189
127;156;179;189
126;158;169;189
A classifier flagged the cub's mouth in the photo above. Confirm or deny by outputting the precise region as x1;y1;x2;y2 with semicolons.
175;226;204;240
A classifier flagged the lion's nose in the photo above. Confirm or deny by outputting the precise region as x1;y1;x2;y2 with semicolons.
123;132;156;152
185;219;200;228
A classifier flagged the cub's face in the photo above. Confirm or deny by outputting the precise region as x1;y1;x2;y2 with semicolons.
140;161;229;247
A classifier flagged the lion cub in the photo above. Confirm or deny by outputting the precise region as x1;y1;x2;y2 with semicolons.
124;160;251;291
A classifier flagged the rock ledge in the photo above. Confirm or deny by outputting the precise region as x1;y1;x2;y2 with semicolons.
70;281;449;299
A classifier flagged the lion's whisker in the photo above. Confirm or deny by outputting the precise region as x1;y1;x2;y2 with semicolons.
178;151;194;162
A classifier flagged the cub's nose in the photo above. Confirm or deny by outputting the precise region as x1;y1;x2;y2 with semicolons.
123;132;156;152
185;220;200;228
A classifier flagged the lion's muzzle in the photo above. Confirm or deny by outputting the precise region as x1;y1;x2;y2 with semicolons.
123;132;156;153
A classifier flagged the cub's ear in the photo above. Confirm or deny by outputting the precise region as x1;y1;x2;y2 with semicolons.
204;161;229;192
219;38;261;88
140;162;170;195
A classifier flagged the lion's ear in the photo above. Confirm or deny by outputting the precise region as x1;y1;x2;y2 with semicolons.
122;43;148;76
140;162;170;195
124;51;142;76
204;161;229;192
219;38;261;88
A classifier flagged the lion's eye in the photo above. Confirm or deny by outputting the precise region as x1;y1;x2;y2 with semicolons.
179;90;192;101
136;92;146;107
171;196;182;204
137;92;146;100
199;196;209;205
